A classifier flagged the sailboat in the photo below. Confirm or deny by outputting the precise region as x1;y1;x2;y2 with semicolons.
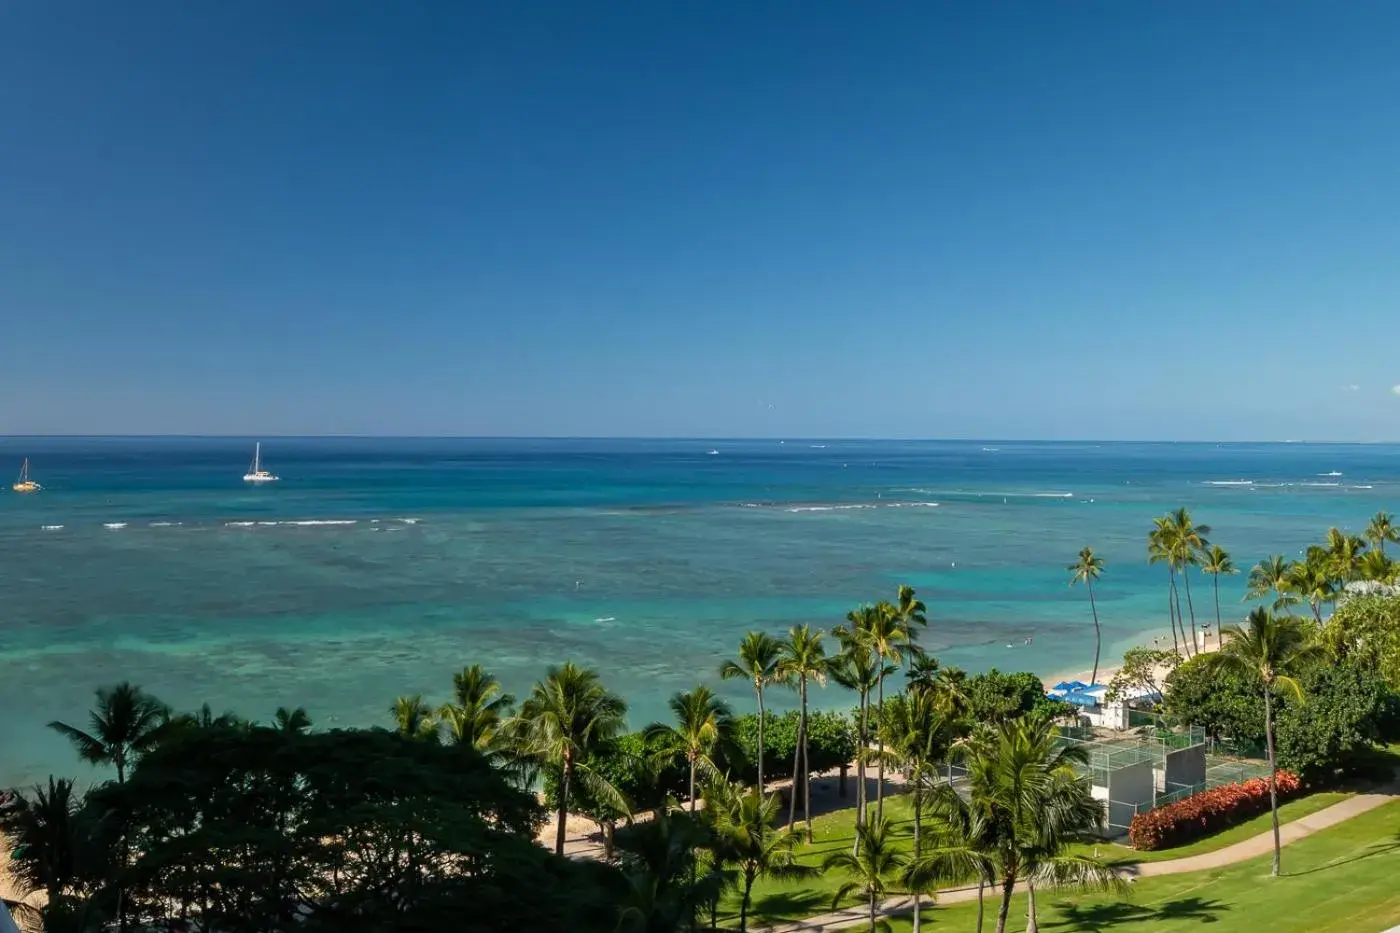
242;442;280;483
13;458;40;493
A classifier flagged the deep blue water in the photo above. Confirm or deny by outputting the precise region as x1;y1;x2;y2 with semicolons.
2;437;1396;788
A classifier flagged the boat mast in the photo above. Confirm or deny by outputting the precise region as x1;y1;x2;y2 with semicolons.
253;442;260;473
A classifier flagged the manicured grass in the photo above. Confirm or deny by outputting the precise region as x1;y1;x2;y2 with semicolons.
717;788;1361;929
884;799;1400;933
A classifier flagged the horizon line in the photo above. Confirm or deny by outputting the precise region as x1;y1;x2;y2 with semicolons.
0;434;1395;445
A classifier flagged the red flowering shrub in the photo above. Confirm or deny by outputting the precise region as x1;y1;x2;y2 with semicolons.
1128;771;1303;850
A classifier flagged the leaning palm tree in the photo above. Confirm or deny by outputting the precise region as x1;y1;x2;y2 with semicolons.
646;685;736;813
438;664;515;751
706;781;816;933
822;816;908;933
1246;555;1298;612
1147;518;1183;656
1215;608;1326;876
1067;547;1105;685
1287;547;1336;624
390;695;439;741
1199;544;1237;637
1366;511;1398;557
47;683;170;784
515;662;629;855
719;632;782;791
775;624;828;836
874;690;956;933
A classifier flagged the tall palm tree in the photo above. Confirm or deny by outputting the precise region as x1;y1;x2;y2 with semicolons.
904;784;996;933
1358;549;1399;584
438;664;515;751
705;781;815;933
829;623;884;844
1366;511;1398;557
1167;508;1211;655
0;777;88;907
875;690;956;933
1067;547;1105;685
1287;547;1336;624
646;685;736;814
950;718;1123;933
515;662;629;855
1215;608;1327;876
390;695;439;741
1199;544;1238;637
821;817;908;933
866;601;912;819
894;584;929;650
1147;517;1183;656
719;632;782;791
272;706;313;735
47;683;170;784
1325;527;1368;590
775;624;828;836
1246;555;1298;611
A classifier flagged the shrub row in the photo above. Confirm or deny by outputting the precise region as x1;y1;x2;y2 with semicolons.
1128;771;1303;850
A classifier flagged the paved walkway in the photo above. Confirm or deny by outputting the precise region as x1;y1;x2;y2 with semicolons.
750;789;1400;933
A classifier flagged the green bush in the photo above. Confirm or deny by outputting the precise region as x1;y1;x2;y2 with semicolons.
1277;662;1400;784
964;669;1067;723
1324;594;1400;689
731;710;857;784
1164;653;1265;745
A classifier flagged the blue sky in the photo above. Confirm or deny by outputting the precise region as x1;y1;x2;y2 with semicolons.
2;2;1399;439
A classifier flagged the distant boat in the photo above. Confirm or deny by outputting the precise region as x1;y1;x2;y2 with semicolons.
242;442;280;483
12;458;40;493
707;449;719;455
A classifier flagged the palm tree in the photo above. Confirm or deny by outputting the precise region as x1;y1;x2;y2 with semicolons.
719;632;782;791
1199;544;1238;638
832;606;887;842
1358;549;1398;584
390;695;439;741
272;706;313;735
894;584;929;649
47;683;170;784
1325;527;1368;590
516;662;629;855
1246;555;1298;611
821;817;908;933
1287;547;1336;624
0;777;88;907
1167;508;1211;655
1067;547;1105;685
1366;511;1398;556
904;786;996;933
706;781;815;933
953;718;1123;933
775;624;828;836
866;601;912;819
1148;517;1183;656
1215;608;1327;876
647;685;736;814
875;691;956;933
614;805;718;933
438;664;515;751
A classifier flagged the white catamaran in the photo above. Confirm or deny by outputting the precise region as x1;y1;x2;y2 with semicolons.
13;458;40;493
242;442;280;483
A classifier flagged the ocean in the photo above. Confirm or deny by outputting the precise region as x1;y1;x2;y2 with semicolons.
1;437;1395;789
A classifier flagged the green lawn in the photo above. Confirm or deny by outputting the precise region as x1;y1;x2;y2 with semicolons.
717;789;1359;930
884;799;1400;933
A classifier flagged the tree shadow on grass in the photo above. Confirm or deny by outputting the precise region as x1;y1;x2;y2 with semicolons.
1283;834;1400;878
1042;896;1228;931
744;889;830;926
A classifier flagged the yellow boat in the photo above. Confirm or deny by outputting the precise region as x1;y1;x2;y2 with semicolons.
13;458;40;493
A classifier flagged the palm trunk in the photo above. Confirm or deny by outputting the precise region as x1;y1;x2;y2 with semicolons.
876;671;886;820
1164;567;1181;657
995;872;1016;933
756;682;766;791
689;758;698;814
740;872;756;933
911;777;923;933
869;891;877;932
975;879;985;933
1312;600;1323;625
1169;568;1189;657
1027;880;1038;933
854;686;868;855
1088;578;1102;686
1182;566;1200;654
802;678;813;837
1213;574;1222;635
555;761;571;856
788;681;803;827
1264;686;1281;876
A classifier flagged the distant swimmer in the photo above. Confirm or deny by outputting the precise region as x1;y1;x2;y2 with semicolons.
575;580;582;589
1024;636;1033;645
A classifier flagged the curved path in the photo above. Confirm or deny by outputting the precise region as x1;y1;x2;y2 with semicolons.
752;789;1399;933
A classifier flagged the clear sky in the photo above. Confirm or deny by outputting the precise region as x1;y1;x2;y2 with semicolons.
3;2;1399;440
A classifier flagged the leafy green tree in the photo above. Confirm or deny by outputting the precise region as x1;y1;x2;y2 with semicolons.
1067;547;1105;685
438;665;515;752
1199;544;1238;635
390;695;439;741
646;685;736;814
516;663;629;855
705;781;814;933
719;632;782;791
964;669;1062;724
1247;555;1298;612
1105;647;1178;704
1322;593;1400;688
775;624;828;835
47;683;170;784
1277;662;1400;783
1163;652;1264;745
1366;511;1398;556
822;816;907;932
1215;607;1328;875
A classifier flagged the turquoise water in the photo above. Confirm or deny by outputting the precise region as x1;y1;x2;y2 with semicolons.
1;437;1396;788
